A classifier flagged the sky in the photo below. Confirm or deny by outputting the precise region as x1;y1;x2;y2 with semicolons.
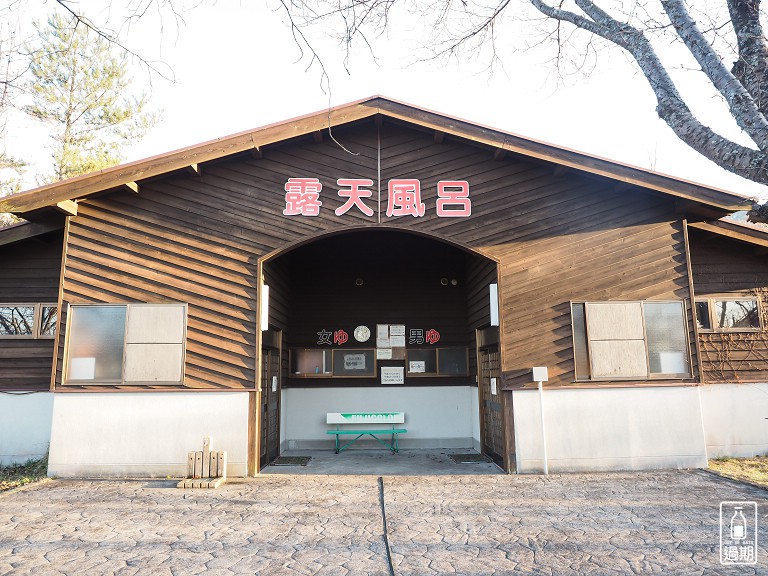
7;0;768;203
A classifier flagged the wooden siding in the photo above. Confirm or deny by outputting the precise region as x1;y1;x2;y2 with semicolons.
689;228;768;382
0;231;63;391
53;120;697;391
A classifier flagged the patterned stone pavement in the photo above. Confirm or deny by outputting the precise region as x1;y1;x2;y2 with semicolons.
1;470;766;575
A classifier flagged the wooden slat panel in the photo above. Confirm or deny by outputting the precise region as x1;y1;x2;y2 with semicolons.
689;228;768;382
51;121;707;394
0;233;62;391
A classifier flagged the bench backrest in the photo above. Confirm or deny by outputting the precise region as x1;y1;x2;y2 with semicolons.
327;412;405;425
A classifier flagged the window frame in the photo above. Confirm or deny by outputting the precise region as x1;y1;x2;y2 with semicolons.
571;299;693;382
62;302;188;386
694;297;762;333
0;303;58;339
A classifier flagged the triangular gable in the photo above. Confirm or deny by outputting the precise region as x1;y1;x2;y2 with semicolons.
0;96;753;215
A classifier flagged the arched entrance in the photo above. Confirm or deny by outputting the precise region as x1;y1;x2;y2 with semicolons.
254;228;507;472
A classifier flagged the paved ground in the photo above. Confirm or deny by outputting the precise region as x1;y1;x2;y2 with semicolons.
1;470;767;575
264;449;505;476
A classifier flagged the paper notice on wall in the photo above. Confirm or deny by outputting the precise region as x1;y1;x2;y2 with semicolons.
381;366;404;384
376;337;391;348
376;348;393;360
390;335;406;348
272;375;278;392
344;354;366;370
377;324;389;339
490;377;497;395
389;325;405;337
409;361;425;373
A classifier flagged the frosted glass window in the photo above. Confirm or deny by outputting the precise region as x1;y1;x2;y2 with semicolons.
644;301;690;376
0;306;34;335
571;303;591;379
574;300;691;381
66;306;126;381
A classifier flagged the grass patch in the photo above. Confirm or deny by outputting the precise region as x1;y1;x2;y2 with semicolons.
0;454;48;493
709;456;768;488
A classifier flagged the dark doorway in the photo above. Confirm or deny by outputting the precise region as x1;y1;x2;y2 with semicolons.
260;331;281;468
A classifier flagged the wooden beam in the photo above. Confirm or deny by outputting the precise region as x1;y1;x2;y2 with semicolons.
374;114;383;128
55;200;77;216
688;220;768;248
122;181;139;194
434;130;445;144
0;221;64;247
493;148;506;161
186;163;201;177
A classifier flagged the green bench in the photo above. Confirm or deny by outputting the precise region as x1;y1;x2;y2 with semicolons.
326;412;407;453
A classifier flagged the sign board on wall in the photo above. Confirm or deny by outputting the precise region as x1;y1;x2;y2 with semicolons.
409;361;426;373
376;348;393;360
381;367;405;385
344;354;367;370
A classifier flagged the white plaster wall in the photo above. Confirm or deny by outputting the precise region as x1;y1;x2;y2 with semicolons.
513;386;708;473
471;385;481;452
282;386;478;450
699;383;768;458
0;392;53;466
48;392;249;477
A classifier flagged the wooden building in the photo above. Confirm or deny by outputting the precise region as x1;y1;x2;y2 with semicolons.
1;96;766;475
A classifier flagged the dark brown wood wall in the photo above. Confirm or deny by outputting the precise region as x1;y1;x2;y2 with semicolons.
689;228;768;382
0;231;63;391
54;119;697;391
466;257;498;381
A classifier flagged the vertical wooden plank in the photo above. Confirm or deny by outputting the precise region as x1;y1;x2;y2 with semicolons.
51;218;70;392
220;451;228;479
194;451;203;478
682;219;704;383
187;452;195;478
202;437;212;478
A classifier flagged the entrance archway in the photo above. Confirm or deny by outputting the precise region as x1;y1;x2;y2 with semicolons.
255;228;506;472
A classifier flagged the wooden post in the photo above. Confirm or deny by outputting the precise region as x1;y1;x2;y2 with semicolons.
202;436;212;478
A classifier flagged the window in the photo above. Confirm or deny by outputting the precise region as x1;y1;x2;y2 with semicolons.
290;348;333;377
64;303;186;385
695;298;761;331
332;349;376;377
571;300;691;380
406;348;469;376
0;304;57;338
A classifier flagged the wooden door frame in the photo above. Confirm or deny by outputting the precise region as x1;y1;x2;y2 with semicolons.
476;328;508;470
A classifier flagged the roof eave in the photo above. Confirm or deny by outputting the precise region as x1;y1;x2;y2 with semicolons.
0;95;754;215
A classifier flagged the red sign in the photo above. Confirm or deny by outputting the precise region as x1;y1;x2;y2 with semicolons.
283;178;471;218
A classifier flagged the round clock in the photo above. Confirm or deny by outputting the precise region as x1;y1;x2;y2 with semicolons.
353;325;371;343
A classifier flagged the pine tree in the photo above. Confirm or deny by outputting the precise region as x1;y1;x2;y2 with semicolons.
25;14;156;182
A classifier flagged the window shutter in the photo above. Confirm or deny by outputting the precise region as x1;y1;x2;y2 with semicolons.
585;302;648;379
124;304;186;383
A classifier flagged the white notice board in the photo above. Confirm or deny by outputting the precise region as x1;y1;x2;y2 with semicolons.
381;367;404;385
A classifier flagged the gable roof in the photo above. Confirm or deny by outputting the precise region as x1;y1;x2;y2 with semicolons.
688;218;768;248
0;95;754;215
